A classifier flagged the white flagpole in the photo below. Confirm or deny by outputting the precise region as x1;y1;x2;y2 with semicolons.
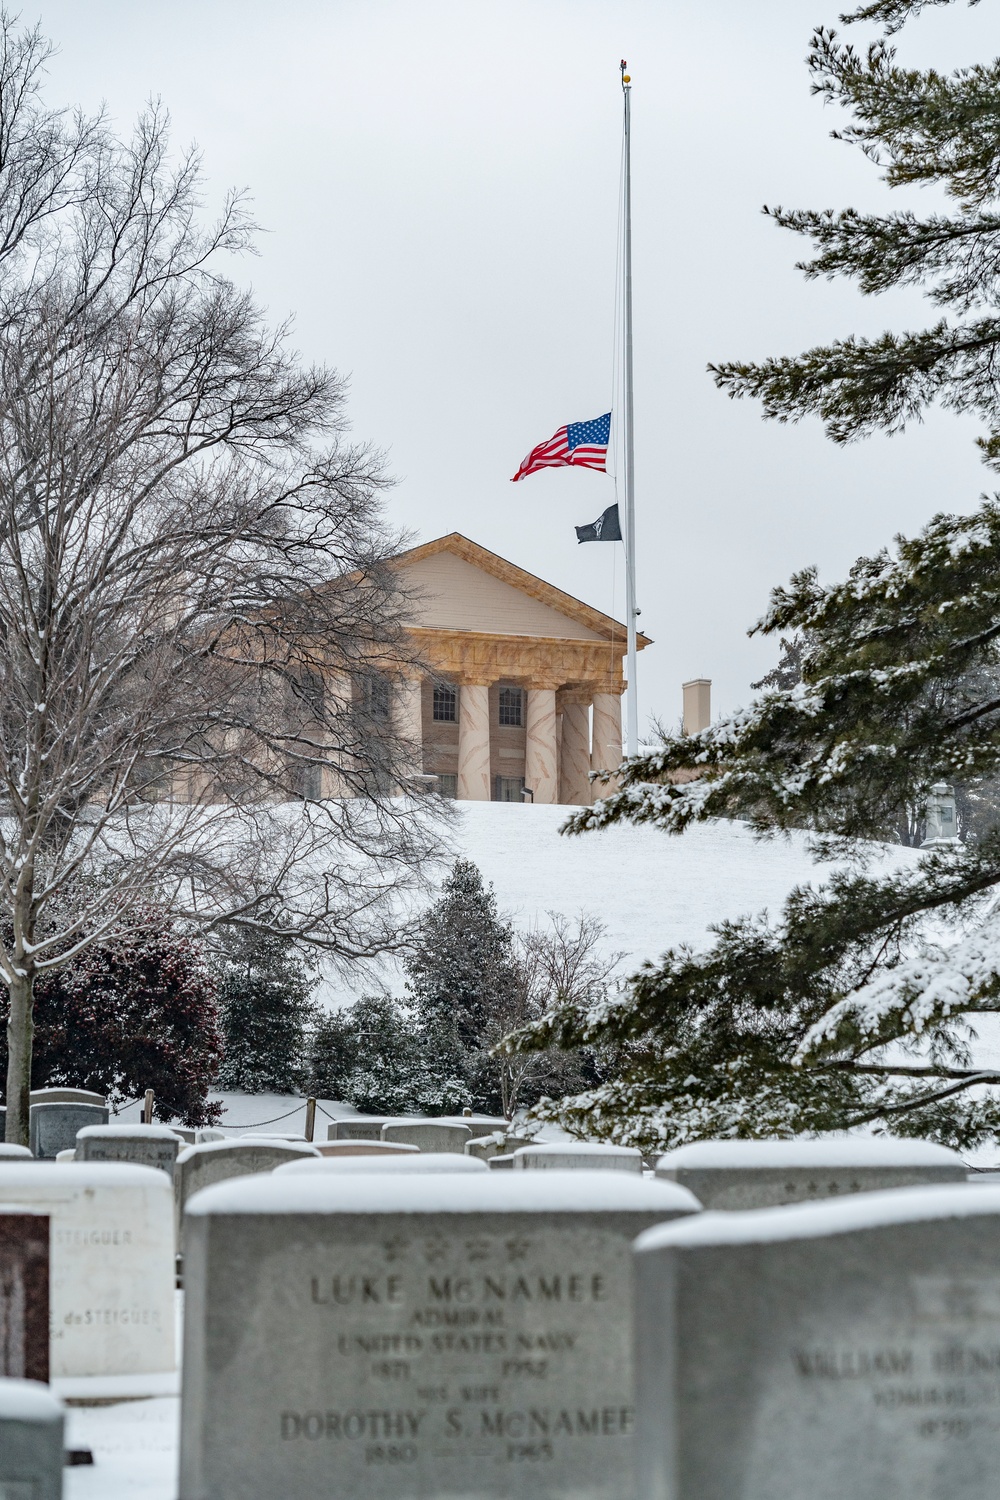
621;61;639;758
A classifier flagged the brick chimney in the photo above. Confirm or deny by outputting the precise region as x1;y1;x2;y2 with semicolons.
682;679;711;735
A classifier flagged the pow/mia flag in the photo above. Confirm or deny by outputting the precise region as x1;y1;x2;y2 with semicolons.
575;503;622;544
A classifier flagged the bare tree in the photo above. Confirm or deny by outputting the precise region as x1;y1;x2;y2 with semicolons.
0;15;439;1144
487;913;622;1121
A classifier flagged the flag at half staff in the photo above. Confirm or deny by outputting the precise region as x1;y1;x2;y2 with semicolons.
575;503;622;544
510;411;611;482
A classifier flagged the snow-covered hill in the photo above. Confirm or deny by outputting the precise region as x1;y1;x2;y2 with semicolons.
436;802;915;969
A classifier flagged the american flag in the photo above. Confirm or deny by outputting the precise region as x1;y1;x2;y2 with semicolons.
510;411;611;482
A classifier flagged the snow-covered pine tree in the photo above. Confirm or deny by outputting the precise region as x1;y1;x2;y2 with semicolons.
215;928;318;1094
405;859;519;1112
310;994;441;1114
506;1;1000;1153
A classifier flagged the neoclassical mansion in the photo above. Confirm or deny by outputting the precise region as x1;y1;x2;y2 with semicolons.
391;533;650;805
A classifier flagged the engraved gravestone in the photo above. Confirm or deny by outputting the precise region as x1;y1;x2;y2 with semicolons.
381;1120;472;1153
513;1143;643;1173
76;1124;183;1177
0;1162;175;1379
179;1170;701;1500
653;1138;967;1209
30;1087;105;1108
330;1119;391;1143
0;1210;49;1381
0;1378;64;1500
634;1185;1000;1500
30;1102;108;1159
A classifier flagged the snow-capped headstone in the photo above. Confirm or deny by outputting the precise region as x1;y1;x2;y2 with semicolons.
179;1170;700;1500
30;1087;106;1108
513;1143;643;1174
380;1119;472;1153
76;1123;182;1177
314;1141;420;1159
30;1102;108;1159
0;1162;175;1378
0;1210;49;1381
634;1186;1000;1500
653;1138;967;1210
272;1153;489;1178
329;1118;390;1142
176;1139;321;1245
0;1144;33;1160
0;1378;64;1500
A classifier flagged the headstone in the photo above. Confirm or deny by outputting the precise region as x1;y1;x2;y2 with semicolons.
381;1119;472;1153
76;1124;182;1177
329;1118;390;1143
0;1379;64;1500
0;1145;32;1161
0;1162;174;1378
241;1133;308;1142
314;1141;420;1159
489;1155;516;1169
653;1138;968;1210
176;1140;321;1229
30;1103;108;1159
467;1134;502;1161
55;1150;76;1163
513;1143;643;1173
0;1209;49;1380
29;1087;106;1108
179;1169;700;1500
272;1153;489;1178
467;1134;535;1162
195;1129;225;1144
633;1184;1000;1500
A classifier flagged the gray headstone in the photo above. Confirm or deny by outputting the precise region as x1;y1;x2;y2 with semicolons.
653;1138;968;1209
177;1140;321;1242
76;1124;182;1176
0;1144;32;1160
0;1379;64;1500
179;1169;700;1500
329;1118;390;1143
29;1103;108;1159
489;1154;516;1169
513;1143;643;1173
0;1210;49;1381
273;1153;489;1178
466;1134;503;1161
29;1087;106;1108
634;1184;1000;1500
314;1141;420;1159
381;1119;472;1153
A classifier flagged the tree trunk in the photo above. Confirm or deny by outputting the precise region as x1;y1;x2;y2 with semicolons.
5;971;33;1146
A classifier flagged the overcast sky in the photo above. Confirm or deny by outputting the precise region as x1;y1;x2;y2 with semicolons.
30;0;1000;728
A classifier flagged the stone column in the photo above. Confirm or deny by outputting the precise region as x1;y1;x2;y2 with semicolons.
591;692;623;783
560;699;592;806
525;688;559;804
393;676;423;792
457;682;491;801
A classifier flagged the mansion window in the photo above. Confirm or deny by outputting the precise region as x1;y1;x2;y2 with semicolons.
436;773;458;799
495;776;524;802
433;684;457;722
498;687;523;727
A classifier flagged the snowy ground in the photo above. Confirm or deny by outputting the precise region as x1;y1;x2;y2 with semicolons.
65;1397;178;1500
319;802;918;1005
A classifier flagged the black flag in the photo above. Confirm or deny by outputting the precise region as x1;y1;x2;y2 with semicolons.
575;503;622;544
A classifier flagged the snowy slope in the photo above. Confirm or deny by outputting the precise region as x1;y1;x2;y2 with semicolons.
388;802;917;983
